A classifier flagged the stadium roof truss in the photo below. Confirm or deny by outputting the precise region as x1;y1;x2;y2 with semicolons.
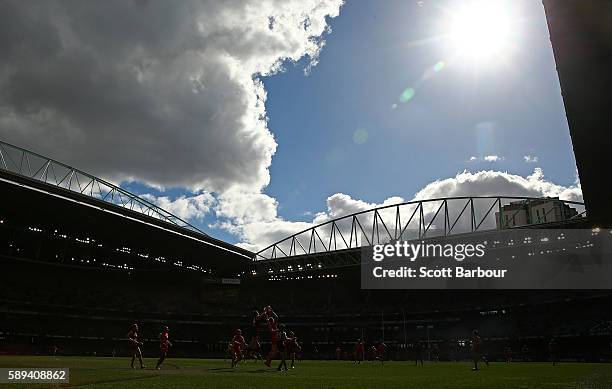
0;139;205;235
256;196;586;261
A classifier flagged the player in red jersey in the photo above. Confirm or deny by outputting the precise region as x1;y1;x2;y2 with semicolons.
368;345;377;361
471;330;489;371
257;305;278;324
354;339;365;364
265;317;279;367
263;305;278;321
230;329;246;368
155;326;172;370
247;335;263;362
376;341;387;365
126;323;145;369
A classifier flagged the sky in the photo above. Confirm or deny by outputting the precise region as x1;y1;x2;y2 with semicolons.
0;0;582;251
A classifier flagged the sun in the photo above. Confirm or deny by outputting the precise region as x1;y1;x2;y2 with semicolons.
445;1;515;64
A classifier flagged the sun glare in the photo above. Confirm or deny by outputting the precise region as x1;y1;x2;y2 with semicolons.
446;1;515;64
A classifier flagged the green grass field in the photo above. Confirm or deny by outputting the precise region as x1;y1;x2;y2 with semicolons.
0;356;611;389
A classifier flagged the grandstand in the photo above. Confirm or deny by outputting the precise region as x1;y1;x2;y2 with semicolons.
0;139;254;357
1;139;611;364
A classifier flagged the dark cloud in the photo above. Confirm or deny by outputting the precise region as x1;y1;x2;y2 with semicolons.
0;0;342;192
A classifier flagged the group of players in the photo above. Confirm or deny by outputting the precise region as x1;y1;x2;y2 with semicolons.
124;305;302;372
123;316;485;372
347;338;387;365
124;312;561;371
228;305;301;371
347;330;488;371
126;323;172;370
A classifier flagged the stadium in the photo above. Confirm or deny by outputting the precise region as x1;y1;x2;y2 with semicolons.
1;1;612;388
2;138;611;386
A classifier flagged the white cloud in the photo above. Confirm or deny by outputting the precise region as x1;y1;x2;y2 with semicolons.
524;155;539;163
312;193;405;225
468;155;504;162
483;155;503;162
215;190;279;225
232;219;313;252
142;192;215;221
412;168;582;202
0;0;343;194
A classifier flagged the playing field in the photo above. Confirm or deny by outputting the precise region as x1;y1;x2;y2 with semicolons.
0;356;611;389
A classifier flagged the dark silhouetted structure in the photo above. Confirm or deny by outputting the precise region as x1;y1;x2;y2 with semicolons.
543;0;612;227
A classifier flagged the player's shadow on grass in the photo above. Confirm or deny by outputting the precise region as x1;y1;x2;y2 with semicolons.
210;367;277;374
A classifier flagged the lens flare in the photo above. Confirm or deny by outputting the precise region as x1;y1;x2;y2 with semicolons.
399;88;416;103
353;129;368;144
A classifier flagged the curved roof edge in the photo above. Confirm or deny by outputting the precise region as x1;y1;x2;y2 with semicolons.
256;196;586;260
0;139;206;236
